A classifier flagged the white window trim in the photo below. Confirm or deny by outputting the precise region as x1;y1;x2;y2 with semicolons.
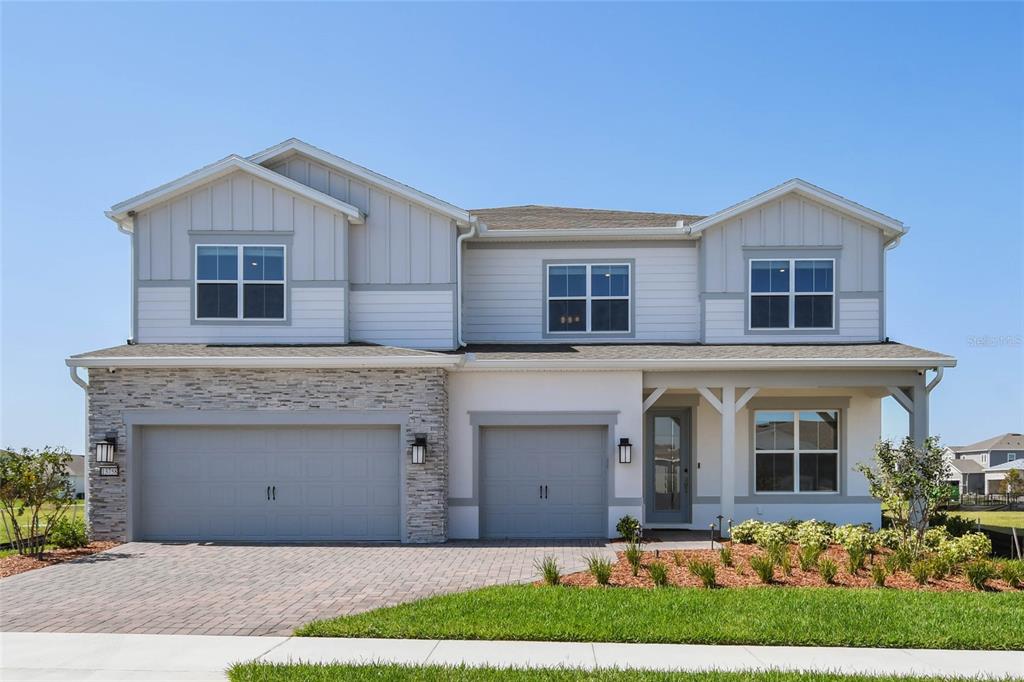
546;262;631;334
754;409;840;494
194;244;287;321
1008;453;1017;461
748;258;836;331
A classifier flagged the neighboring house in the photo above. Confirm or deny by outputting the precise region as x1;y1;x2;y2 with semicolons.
985;460;1024;495
945;434;1023;495
68;454;85;499
68;138;955;544
942;447;985;496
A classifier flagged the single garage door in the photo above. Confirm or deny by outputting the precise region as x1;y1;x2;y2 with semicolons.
480;426;607;539
138;425;400;542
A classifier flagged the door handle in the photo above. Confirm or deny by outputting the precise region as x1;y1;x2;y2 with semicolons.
266;486;270;500
272;486;276;501
544;485;548;499
539;485;543;499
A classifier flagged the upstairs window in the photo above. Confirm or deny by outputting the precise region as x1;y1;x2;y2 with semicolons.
749;259;834;330
755;410;840;493
547;263;630;333
196;245;285;320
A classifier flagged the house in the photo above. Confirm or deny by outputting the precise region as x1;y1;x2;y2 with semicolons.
67;138;955;544
68;455;85;500
947;434;1023;495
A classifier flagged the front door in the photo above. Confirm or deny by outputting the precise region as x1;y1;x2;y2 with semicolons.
644;409;692;524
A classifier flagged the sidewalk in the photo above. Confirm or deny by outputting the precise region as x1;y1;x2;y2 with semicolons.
2;632;1022;681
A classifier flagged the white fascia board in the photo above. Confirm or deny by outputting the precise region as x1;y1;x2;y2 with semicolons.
106;155;365;232
66;355;465;370
473;227;697;241
248;138;471;225
454;356;957;371
687;178;906;238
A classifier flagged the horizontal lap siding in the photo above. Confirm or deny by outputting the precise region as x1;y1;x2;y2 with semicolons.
136;287;345;343
463;245;698;343
703;297;880;343
348;289;454;349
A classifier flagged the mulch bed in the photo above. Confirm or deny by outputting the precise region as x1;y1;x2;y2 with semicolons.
552;543;1021;592
0;542;120;578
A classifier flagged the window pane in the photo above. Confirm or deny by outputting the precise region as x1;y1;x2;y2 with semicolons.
795;295;833;328
548;266;586;298
244;246;284;281
799;411;838;450
592;264;629;297
795;260;833;293
653;416;682;512
591;299;629;331
799;452;838;492
751;296;789;328
196;283;237;318
756;453;794;492
243;284;284;319
197;246;237;281
548;299;586;332
752;260;790;293
755;411;795;450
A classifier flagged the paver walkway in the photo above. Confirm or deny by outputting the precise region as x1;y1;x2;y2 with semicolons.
0;541;612;636
3;633;1022;682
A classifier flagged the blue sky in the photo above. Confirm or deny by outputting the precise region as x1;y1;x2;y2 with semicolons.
2;2;1021;452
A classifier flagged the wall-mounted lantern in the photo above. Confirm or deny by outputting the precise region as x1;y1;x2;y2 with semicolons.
617;437;633;464
411;434;427;464
95;431;117;463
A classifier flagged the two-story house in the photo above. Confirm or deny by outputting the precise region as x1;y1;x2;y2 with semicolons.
946;434;1023;495
69;139;955;543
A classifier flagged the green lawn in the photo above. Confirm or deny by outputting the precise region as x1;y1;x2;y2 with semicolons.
297;585;1024;650
227;664;1013;682
948;510;1024;530
0;502;84;544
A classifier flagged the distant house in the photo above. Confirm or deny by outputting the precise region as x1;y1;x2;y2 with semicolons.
68;455;85;499
947;434;1023;495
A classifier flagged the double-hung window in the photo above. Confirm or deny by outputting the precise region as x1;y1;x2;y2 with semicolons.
196;245;285;320
547;263;630;333
754;410;839;493
749;259;834;329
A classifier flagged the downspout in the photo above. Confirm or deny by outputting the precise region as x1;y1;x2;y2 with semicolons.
925;366;944;393
455;217;479;347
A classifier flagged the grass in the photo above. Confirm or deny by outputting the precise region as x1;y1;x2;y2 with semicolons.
227;663;1011;682
948;510;1024;531
297;585;1024;650
0;502;84;544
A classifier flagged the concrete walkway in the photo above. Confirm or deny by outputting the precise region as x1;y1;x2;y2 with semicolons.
3;632;1021;681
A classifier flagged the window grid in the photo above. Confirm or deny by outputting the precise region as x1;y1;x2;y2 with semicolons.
195;244;287;321
748;258;835;330
546;262;631;334
754;409;840;494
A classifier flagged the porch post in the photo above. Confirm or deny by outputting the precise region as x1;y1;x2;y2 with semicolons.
909;373;929;449
721;385;737;525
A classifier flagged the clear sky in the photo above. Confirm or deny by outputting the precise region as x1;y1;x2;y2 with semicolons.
2;2;1021;453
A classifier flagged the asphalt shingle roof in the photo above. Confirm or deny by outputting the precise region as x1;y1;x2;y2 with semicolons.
952;433;1024;454
70;344;442;359
470;205;704;230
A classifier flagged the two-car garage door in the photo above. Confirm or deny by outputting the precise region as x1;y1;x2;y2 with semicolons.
137;425;400;542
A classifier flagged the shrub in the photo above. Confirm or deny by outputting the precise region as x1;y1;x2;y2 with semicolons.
624;538;644;577
889;541;920;572
585;555;612;585
873;527;903;550
964;560;995;590
846;544;868;574
754;522;795;547
834;524;874;552
819;557;839;584
687;559;717;588
779;549;793;576
938;532;992;564
795;520;833;551
910;560;931;585
936;513;977;537
672;550;684;567
648;561;669;587
923;526;951;549
48;516;87;549
536;556;560;586
998;560;1023;589
718;544;733;567
616;515;641;541
749;553;775;584
930;555;953;580
798;544;822;571
871;564;887;587
730;519;762;544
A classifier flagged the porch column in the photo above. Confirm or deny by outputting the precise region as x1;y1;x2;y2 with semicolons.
696;385;758;533
887;371;934;530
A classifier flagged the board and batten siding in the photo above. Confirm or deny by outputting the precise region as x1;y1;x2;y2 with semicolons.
134;170;349;283
268;154;456;285
463;244;698;343
348;289;455;349
136;286;346;343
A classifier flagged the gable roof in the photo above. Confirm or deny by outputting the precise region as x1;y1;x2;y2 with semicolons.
106;155;365;233
471;205;703;231
987;459;1024;473
686;178;907;240
953;433;1024;453
248;138;471;224
948;458;985;475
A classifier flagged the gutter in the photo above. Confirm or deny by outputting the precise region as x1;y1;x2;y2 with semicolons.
452;356;958;372
455;218;479;347
65;355;467;370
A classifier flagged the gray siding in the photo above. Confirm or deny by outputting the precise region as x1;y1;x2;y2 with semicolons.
348;288;455;350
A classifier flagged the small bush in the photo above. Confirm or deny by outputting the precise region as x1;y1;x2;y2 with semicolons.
648;561;669;587
779;549;793;576
718;544;733;567
616;515;641;541
964;559;996;590
889;542;919;572
536;556;560;586
910;560;931;585
687;559;717;588
819;557;839;584
754;522;795;547
871;564;887;587
798;544;822;571
48;516;88;549
939;513;977;537
923;526;951;549
730;519;762;544
999;560;1023;589
846;545;868;574
749;553;775;583
672;550;684;567
938;532;992;565
624;539;644;577
930;555;953;580
585;555;612;585
794;520;833;551
873;527;903;550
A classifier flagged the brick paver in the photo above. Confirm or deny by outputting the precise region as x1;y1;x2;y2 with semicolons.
0;541;612;636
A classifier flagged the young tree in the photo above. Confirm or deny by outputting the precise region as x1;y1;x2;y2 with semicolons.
0;447;78;557
1004;468;1023;507
855;436;953;542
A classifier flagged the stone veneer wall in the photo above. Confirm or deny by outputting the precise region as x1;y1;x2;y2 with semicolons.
86;367;448;543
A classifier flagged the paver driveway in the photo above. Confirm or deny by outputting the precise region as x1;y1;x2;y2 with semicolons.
0;541;612;636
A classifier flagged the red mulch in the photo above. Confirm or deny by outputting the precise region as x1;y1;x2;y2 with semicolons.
551;543;1021;592
0;542;120;578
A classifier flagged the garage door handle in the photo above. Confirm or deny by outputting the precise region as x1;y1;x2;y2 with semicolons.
544;485;548;499
272;486;276;501
539;485;542;499
266;486;270;501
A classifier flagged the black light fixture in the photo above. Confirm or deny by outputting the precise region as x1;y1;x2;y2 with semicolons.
617;437;632;464
95;431;117;463
411;434;427;464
